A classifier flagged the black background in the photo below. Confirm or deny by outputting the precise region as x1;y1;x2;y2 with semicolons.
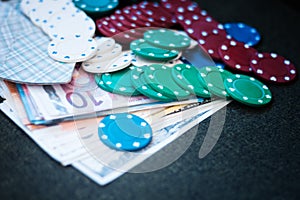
1;0;300;199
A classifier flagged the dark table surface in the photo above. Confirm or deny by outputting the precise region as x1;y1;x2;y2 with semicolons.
1;0;300;199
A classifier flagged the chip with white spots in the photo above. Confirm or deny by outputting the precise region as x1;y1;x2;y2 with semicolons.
82;50;134;73
144;28;191;50
98;113;152;151
48;35;97;63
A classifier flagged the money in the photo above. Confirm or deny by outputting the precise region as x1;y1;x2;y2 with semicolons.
1;80;229;185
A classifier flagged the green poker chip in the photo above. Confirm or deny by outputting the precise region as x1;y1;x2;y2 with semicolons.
224;74;272;107
95;73;112;92
144;64;191;100
99;66;141;96
144;29;191;50
198;66;233;98
131;66;172;101
73;0;119;15
130;39;179;61
171;64;211;98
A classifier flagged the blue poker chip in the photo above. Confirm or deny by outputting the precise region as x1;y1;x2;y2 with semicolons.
98;113;152;151
224;22;261;46
214;61;226;69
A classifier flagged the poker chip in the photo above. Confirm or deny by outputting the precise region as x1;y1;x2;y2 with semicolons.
161;0;198;14
48;35;97;63
82;50;133;73
94;74;112;92
198;66;233;98
73;0;119;16
130;39;179;61
98;113;152;151
224;74;272;106
177;31;198;49
197;27;229;60
117;6;155;28
250;52;297;83
218;39;258;73
176;11;219;31
131;53;165;67
174;1;201;15
176;12;201;29
186;21;224;40
20;0;45;16
132;10;165;28
144;29;191;50
96;18;123;37
28;0;72;27
131;66;171;101
92;37;116;54
138;2;174;27
172;64;211;98
214;61;226;69
224;22;261;46
133;2;173;27
109;14;132;32
100;66;141;96
113;8;141;28
41;8;84;34
46;9;96;39
87;42;122;63
144;64;191;100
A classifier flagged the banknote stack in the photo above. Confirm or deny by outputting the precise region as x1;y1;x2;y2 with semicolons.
0;0;230;185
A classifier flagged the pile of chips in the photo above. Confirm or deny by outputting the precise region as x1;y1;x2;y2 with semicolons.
96;1;176;37
161;0;297;84
95;0;297;85
82;37;134;73
95;62;272;107
15;0;297;152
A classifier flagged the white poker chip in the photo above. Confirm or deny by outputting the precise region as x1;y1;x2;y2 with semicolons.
87;43;122;63
95;37;116;54
82;50;134;73
28;0;72;27
46;9;95;39
131;53;165;67
131;50;182;67
41;6;83;34
20;0;45;16
48;35;97;63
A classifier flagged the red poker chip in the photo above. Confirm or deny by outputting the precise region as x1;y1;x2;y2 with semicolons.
128;9;159;27
114;9;140;29
160;0;196;14
250;52;297;83
176;11;219;30
96;18;123;37
109;15;131;32
186;21;224;40
138;2;175;27
116;5;163;28
131;6;168;27
197;27;229;60
218;39;258;73
174;1;201;15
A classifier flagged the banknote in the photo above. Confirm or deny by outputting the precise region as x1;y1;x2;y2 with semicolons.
16;66;207;125
0;80;230;185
